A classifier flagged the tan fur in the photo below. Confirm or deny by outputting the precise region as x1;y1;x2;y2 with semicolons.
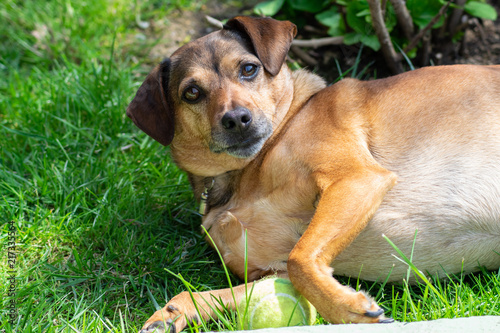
127;17;500;333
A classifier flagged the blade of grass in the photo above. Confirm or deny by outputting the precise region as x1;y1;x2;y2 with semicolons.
383;234;450;307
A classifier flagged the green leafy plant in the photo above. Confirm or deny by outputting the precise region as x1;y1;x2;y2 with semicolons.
255;0;498;73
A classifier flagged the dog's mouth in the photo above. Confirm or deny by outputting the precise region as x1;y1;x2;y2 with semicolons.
210;132;271;158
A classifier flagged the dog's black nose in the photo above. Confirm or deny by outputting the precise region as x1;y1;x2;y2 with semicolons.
221;108;252;132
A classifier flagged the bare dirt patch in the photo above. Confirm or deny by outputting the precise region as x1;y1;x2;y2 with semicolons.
148;1;258;63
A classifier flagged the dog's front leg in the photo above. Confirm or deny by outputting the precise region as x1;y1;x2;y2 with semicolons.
139;283;253;333
288;165;397;324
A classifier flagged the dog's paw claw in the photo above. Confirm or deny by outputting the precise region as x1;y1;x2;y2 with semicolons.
364;308;385;318
379;317;395;324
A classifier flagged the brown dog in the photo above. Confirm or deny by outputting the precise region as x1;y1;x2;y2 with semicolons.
127;16;500;333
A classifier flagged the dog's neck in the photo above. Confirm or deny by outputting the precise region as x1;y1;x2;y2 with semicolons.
287;69;327;121
191;69;326;216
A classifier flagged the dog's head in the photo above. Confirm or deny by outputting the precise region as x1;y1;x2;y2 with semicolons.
126;16;297;176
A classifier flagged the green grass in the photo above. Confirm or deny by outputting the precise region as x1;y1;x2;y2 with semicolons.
1;0;499;332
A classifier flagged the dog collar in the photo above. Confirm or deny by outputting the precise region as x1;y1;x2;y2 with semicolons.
199;178;215;216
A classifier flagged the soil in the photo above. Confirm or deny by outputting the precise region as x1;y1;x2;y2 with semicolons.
147;1;259;63
146;1;500;80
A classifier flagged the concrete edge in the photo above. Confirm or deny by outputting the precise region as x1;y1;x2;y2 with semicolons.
231;316;500;333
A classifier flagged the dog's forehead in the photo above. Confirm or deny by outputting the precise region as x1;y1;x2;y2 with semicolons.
169;30;255;82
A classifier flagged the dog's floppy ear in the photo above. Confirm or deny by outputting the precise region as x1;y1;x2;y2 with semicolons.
126;59;174;146
224;16;297;76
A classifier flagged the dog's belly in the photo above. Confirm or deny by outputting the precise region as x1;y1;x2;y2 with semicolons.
334;213;500;282
334;140;500;282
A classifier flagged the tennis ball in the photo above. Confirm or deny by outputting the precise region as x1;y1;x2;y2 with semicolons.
237;277;316;330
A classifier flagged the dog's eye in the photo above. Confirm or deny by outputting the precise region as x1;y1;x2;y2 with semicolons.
183;86;201;102
241;64;258;79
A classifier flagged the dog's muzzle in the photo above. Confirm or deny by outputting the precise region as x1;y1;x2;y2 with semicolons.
210;107;272;158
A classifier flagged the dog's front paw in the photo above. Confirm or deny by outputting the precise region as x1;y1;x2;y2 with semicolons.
139;304;189;333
